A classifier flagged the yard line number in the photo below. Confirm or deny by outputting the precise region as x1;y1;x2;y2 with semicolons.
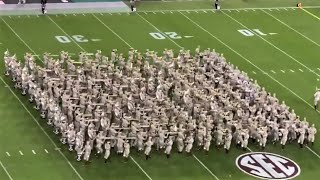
149;32;182;40
238;29;268;36
55;35;88;43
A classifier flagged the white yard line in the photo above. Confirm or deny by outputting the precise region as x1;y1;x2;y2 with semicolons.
19;151;23;156
192;155;220;180
0;17;41;61
92;14;132;47
47;16;85;52
130;157;153;180
0;76;84;180
262;9;320;48
0;161;13;180
179;11;320;159
221;11;320;79
136;13;182;48
306;146;320;158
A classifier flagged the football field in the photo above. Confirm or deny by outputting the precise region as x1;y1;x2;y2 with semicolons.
2;1;320;179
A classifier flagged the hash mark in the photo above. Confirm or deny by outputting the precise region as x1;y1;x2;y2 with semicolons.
100;13;104;16
195;11;199;13
280;70;285;73
161;11;165;14
118;13;122;15
252;9;256;11
299;69;304;72
9;16;11;18
82;14;86;16
244;9;248;12
203;10;207;13
32;150;36;154
271;70;276;74
18;16;20;18
276;8;280;11
292;8;296;10
19;151;23;155
212;10;215;13
170;11;173;13
317;68;320;71
64;14;67;16
73;14;77;16
252;71;256;74
36;15;39;17
236;10;240;12
284;8;288;11
269;9;272;11
153;12;156;14
290;69;295;72
144;12;147;15
45;149;49;153
6;152;10;157
228;10;231;12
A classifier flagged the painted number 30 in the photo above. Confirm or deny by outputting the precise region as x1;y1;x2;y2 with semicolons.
238;29;267;36
55;35;88;43
149;32;182;40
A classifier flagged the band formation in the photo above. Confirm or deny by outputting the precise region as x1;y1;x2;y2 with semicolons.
3;47;317;163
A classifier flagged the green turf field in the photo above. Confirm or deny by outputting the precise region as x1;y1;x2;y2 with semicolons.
2;0;320;179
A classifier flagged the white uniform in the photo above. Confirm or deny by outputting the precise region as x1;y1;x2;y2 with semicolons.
308;125;317;143
185;136;194;153
104;142;111;162
314;91;320;108
164;138;173;156
83;142;92;162
123;142;130;158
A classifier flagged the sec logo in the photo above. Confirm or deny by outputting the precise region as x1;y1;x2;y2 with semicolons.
236;152;300;179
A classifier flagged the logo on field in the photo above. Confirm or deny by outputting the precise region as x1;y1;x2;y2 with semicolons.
236;152;300;180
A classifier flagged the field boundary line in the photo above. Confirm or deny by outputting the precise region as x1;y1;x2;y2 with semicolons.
47;16;85;52
0;160;13;180
261;9;320;48
178;11;320;159
91;14;132;47
221;11;320;79
192;155;220;180
136;6;320;13
136;13;182;48
130;157;153;180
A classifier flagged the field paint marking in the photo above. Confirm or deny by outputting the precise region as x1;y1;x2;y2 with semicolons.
306;146;320;158
130;157;152;180
276;8;280;11
236;10;240;12
45;149;49;153
8;16;11;18
0;161;13;180
56;14;58;17
92;14;131;47
32;150;36;154
268;9;272;11
0;17;41;61
284;8;288;11
118;13;122;15
317;68;320;71
161;11;165;14
290;69;295;72
195;11;199;13
19;151;23;155
193;155;220;180
252;9;256;11
64;14;67;16
47;16;85;52
222;11;320;79
299;69;304;72
73;14;76;16
153;12;156;14
280;70;285;73
262;9;320;48
271;70;276;74
136;13;183;48
0;76;84;180
179;11;320;159
82;14;86;16
144;12;147;15
6;152;10;157
252;71;256;74
302;8;320;21
244;9;248;12
170;11;173;13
